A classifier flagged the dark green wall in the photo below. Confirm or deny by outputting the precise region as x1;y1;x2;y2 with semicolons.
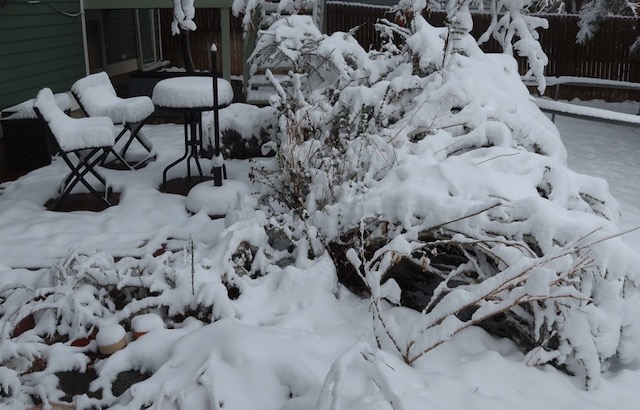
0;0;85;110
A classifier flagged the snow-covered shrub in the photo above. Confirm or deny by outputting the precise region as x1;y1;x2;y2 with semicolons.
248;10;640;390
203;103;277;158
2;4;639;408
395;0;550;91
233;0;320;32
0;213;314;407
0;245;229;406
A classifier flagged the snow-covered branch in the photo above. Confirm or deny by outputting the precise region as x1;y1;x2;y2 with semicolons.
171;0;197;35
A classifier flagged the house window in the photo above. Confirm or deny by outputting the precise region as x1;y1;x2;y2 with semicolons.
136;9;162;70
104;9;137;70
85;9;163;76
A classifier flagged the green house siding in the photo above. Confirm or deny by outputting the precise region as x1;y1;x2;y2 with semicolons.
0;0;85;110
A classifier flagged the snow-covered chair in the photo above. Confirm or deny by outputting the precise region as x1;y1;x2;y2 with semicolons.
71;72;155;169
33;87;119;209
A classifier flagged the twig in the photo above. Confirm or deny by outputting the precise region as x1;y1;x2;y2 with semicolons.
476;152;521;165
427;201;502;231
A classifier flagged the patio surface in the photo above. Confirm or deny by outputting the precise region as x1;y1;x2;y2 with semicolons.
0;122;257;269
0;127;222;211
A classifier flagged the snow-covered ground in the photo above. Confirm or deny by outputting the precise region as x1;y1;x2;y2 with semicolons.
0;99;638;409
551;99;640;251
1;100;637;263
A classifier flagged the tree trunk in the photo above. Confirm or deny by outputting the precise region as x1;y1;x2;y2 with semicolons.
181;31;196;73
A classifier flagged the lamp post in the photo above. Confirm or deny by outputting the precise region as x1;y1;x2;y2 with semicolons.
211;43;223;187
185;42;250;218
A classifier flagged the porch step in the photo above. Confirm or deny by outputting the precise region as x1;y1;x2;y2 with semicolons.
262;0;314;14
246;89;278;106
260;0;314;29
246;73;289;105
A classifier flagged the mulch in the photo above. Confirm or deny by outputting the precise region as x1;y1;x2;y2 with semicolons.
161;176;214;196
39;176;212;212
44;192;122;212
55;368;151;402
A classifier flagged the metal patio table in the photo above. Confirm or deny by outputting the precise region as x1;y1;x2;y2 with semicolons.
152;74;233;191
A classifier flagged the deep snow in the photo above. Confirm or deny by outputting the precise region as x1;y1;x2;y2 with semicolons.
0;99;638;409
551;99;640;250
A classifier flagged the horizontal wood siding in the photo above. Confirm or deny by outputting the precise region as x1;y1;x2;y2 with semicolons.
0;0;85;110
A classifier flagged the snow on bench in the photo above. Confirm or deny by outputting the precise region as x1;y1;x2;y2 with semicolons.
525;76;640;127
523;76;640;92
542;76;640;91
534;98;640;127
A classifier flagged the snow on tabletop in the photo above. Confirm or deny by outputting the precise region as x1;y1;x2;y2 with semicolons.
33;88;115;151
152;76;234;108
72;72;154;124
2;92;72;120
96;323;126;347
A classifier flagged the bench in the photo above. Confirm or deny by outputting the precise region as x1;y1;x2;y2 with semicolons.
525;76;640;127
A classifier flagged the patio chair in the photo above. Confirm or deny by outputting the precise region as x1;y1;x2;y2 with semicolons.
33;87;119;209
71;71;155;169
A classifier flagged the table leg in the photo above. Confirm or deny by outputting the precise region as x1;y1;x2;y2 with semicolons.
161;113;191;190
161;110;207;191
186;113;204;180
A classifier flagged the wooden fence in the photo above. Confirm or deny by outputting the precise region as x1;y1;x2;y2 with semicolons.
159;9;245;76
325;4;640;101
159;5;640;101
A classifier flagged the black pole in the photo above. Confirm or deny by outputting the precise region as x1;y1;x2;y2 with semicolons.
211;44;223;187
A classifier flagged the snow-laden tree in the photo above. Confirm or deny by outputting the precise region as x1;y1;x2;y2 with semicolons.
172;0;198;72
246;10;640;390
171;0;197;35
394;0;550;91
577;0;639;55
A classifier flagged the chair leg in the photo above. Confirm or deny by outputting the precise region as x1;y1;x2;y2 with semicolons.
53;149;111;209
111;120;155;170
58;151;98;199
102;127;134;169
109;147;136;171
121;120;154;157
